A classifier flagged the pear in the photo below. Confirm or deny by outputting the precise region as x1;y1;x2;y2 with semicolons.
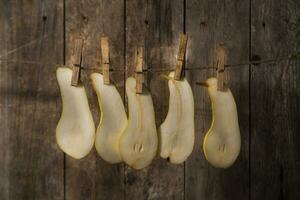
119;77;158;169
159;72;195;164
203;77;241;168
56;67;95;159
91;73;127;163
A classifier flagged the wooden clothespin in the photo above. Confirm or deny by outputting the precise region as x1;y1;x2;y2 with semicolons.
71;38;84;86
216;43;226;91
174;34;188;80
135;47;144;94
101;37;110;85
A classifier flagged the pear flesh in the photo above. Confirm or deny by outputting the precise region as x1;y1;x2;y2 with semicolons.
119;77;158;169
56;67;95;159
203;77;241;168
91;73;127;163
159;72;195;164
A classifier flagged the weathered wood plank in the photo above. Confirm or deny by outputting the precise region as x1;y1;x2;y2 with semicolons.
124;0;184;199
0;1;64;199
251;0;300;199
64;0;125;199
66;0;124;200
185;0;250;199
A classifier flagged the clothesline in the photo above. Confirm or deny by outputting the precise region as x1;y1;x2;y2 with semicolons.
0;34;299;73
0;53;299;73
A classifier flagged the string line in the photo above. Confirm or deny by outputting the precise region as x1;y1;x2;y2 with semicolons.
0;53;299;73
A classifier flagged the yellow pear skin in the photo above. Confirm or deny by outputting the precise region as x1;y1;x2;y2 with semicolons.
91;73;127;164
159;72;195;164
56;67;95;159
203;77;241;168
119;77;158;169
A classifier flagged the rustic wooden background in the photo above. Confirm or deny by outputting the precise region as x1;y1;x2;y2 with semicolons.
0;0;299;199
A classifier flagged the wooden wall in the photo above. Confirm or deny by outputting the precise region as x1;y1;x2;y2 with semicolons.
0;0;299;199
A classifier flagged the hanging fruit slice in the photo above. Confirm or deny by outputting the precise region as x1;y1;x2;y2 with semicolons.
91;73;127;163
159;72;195;164
119;77;158;169
202;77;241;168
56;67;95;159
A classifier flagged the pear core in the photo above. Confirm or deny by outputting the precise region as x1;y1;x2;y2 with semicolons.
119;77;158;169
203;77;241;168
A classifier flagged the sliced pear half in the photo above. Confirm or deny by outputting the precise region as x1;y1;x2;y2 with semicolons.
119;77;158;169
56;67;95;159
159;72;195;164
203;77;241;168
91;73;127;163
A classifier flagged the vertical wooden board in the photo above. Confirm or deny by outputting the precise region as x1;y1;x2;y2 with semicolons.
64;0;125;199
0;1;64;199
185;0;250;199
251;0;300;199
125;0;184;199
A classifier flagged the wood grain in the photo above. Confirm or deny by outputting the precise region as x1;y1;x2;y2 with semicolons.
185;0;250;199
0;0;64;199
1;0;300;199
65;0;125;199
124;0;184;199
251;0;300;199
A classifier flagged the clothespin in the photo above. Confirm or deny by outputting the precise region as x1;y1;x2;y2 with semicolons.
101;37;110;85
71;38;84;86
216;43;226;91
174;34;188;80
135;47;144;94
